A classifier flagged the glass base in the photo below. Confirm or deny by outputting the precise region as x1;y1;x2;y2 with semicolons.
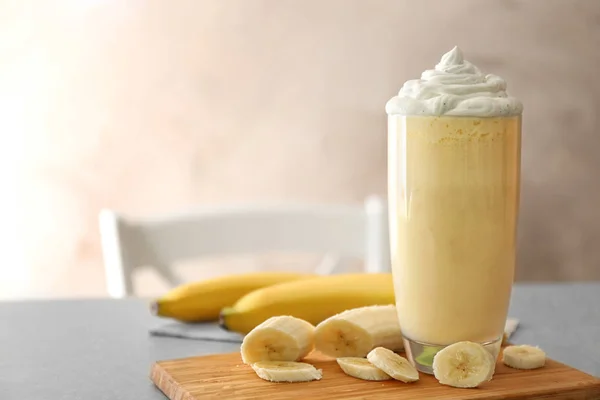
403;336;502;374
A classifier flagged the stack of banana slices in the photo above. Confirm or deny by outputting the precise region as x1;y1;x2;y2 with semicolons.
240;305;546;388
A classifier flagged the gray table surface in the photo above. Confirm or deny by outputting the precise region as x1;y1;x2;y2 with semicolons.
1;283;599;400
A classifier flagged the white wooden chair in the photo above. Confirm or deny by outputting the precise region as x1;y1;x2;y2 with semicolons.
99;196;390;298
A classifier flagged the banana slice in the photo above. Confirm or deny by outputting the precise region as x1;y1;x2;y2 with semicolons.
502;345;546;370
315;305;402;358
485;348;497;381
252;361;323;382
366;347;419;383
241;316;315;364
432;341;494;388
337;357;392;381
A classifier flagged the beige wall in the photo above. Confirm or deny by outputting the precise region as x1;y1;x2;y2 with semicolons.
4;0;600;298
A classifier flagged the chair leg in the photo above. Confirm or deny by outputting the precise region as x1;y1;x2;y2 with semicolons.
364;195;391;273
314;253;343;275
105;260;134;298
155;264;185;287
99;209;134;298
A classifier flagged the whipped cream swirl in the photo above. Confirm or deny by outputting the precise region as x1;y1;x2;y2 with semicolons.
386;46;523;117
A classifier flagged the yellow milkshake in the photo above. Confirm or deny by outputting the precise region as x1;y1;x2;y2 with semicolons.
386;47;523;373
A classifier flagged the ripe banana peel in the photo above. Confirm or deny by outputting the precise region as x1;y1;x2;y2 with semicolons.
151;271;315;322
220;273;395;334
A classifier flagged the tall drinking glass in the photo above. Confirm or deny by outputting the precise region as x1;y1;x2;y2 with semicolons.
388;114;521;373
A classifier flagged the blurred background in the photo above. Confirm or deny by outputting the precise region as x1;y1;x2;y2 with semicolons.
2;0;599;299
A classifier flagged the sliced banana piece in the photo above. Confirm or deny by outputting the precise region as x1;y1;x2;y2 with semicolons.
337;357;392;381
502;345;546;370
252;361;323;383
241;316;315;364
485;348;497;381
367;347;419;383
315;305;402;358
432;341;494;388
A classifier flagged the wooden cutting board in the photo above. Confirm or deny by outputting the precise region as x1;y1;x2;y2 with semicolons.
151;351;600;400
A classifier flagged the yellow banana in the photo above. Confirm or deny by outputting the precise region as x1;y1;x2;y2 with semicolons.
151;272;315;322
220;273;394;334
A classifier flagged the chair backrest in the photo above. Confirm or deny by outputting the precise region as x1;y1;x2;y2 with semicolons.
99;196;390;298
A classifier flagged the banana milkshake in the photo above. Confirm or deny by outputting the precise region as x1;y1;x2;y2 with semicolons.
387;46;522;373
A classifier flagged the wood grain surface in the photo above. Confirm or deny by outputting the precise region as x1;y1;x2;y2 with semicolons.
151;351;600;399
